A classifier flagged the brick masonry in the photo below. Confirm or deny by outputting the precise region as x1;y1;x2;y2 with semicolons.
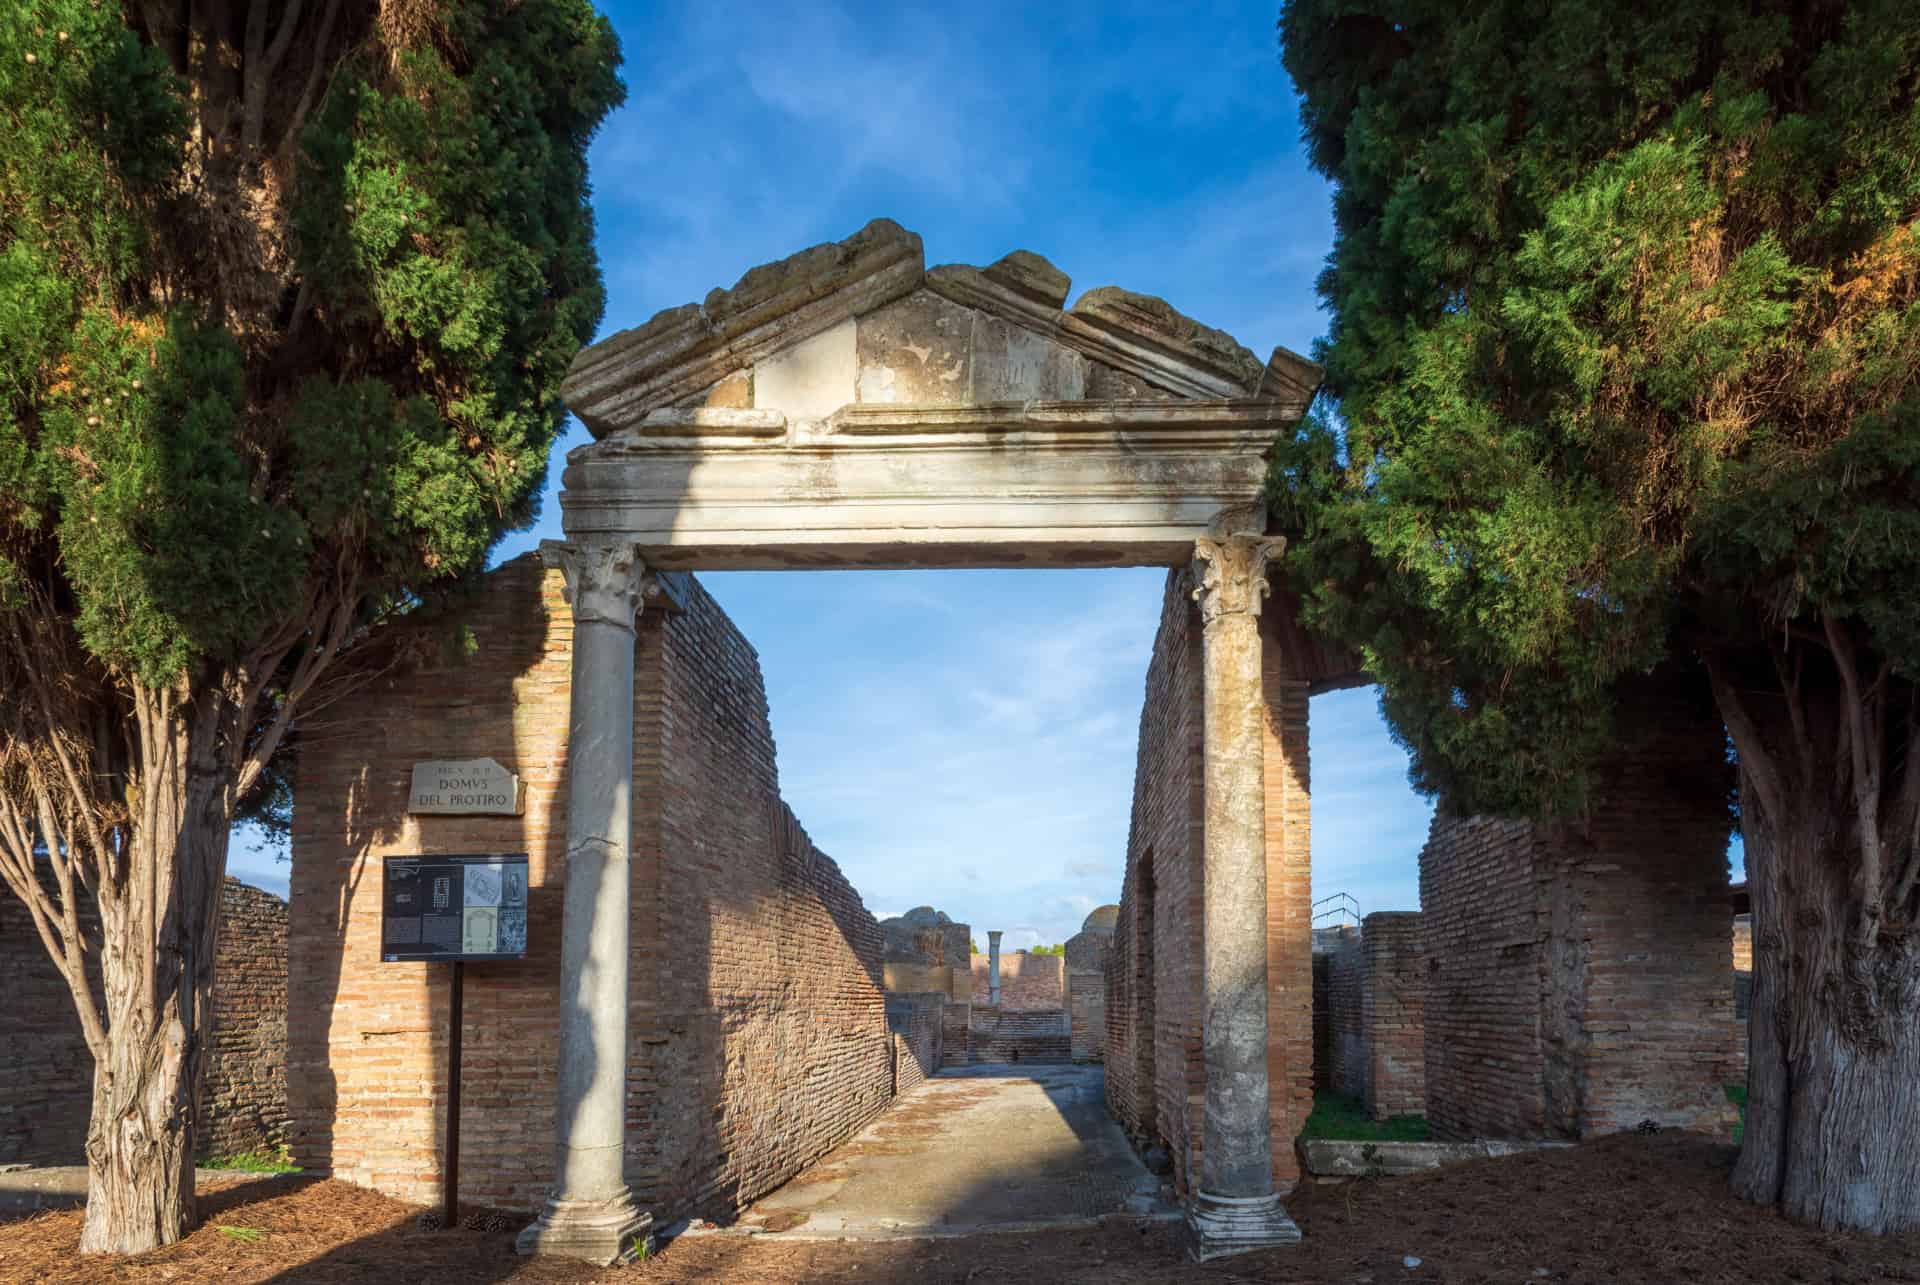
289;555;896;1219
1105;570;1313;1196
1418;701;1738;1141
971;950;1063;1010
1064;923;1113;1062
0;875;287;1166
1356;912;1426;1120
1326;931;1365;1104
199;879;292;1157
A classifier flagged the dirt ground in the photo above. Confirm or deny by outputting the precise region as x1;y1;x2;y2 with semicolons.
5;1135;1919;1284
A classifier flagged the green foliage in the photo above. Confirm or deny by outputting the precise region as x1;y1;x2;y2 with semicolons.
201;1146;300;1174
0;0;624;687
1300;1091;1429;1143
1024;943;1065;956
1276;0;1920;817
214;1225;266;1243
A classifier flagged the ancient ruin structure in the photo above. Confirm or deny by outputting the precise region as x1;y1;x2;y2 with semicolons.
2;878;288;1166
1416;690;1741;1140
1065;907;1119;1062
542;219;1320;1263
1323;913;1426;1121
280;217;1760;1268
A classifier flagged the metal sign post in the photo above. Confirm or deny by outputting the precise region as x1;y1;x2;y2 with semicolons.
379;853;528;1231
445;959;464;1229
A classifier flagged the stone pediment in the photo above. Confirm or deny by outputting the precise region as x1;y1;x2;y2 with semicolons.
557;220;1323;571
563;219;1321;437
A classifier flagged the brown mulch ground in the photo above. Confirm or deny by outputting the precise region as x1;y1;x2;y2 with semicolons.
5;1135;1919;1284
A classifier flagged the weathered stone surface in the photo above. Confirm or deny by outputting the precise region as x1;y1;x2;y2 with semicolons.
1295;1138;1573;1180
969;313;1087;401
1072;287;1266;398
1086;361;1171;400
755;317;856;420
563;219;923;435
1082;905;1119;935
981;249;1071;308
854;289;974;405
562;400;1301;570
683;369;752;409
563;220;1322;442
409;757;523;816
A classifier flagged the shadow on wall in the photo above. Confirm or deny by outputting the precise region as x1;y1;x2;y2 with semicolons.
288;559;561;1214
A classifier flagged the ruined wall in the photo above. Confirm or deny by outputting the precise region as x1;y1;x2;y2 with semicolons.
886;993;945;1095
0;877;286;1167
1106;572;1206;1195
1358;913;1426;1121
1419;704;1736;1140
290;555;893;1216
1326;931;1366;1103
1106;570;1313;1195
1731;914;1753;1076
199;880;291;1158
972;950;1064;1010
1064;923;1113;1062
0;886;96;1166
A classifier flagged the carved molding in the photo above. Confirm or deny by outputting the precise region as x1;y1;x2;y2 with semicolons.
1191;533;1287;623
540;540;649;631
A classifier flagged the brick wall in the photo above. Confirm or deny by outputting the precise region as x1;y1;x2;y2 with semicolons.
290;555;895;1217
199;879;290;1157
1731;914;1753;1076
886;993;945;1094
972;950;1064;1010
1326;930;1366;1102
0;883;97;1166
1358;913;1426;1120
1105;570;1314;1196
0;875;286;1166
1064;928;1112;1062
1419;697;1736;1141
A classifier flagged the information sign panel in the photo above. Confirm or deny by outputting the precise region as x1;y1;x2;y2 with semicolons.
382;853;529;962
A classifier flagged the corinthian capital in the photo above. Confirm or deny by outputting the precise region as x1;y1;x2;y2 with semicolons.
1191;533;1286;623
540;540;649;631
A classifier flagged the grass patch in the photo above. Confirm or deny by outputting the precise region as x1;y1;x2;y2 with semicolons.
1301;1090;1430;1142
202;1146;300;1174
216;1225;265;1243
1726;1082;1746;1146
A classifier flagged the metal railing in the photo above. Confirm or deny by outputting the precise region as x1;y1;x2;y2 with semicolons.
1311;891;1360;928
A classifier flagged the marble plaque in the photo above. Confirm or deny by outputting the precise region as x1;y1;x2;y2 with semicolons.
408;757;524;815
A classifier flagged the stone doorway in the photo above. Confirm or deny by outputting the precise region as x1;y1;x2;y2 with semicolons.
520;219;1326;1263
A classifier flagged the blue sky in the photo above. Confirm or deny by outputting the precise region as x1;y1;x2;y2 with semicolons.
232;0;1439;943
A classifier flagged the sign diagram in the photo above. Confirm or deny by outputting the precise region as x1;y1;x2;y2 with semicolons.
382;853;530;962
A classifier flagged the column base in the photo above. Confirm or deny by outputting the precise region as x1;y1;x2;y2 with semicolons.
516;1190;654;1265
1184;1189;1301;1261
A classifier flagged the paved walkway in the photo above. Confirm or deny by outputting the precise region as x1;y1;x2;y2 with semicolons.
723;1064;1177;1241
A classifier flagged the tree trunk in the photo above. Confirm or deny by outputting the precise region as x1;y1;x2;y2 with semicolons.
79;748;232;1255
1731;768;1920;1235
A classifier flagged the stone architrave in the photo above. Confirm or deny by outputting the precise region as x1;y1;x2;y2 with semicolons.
1185;519;1301;1260
516;540;654;1265
408;758;524;815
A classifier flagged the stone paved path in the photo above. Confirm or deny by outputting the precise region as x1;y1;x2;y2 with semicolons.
716;1064;1177;1241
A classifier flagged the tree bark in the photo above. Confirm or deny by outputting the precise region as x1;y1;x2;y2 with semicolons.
1729;767;1920;1235
78;738;232;1255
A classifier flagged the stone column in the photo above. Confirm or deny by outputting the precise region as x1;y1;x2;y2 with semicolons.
1185;523;1301;1260
987;931;1003;1006
517;540;655;1265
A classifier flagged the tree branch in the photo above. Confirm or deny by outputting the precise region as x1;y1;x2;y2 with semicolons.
1709;656;1789;830
1825;611;1884;947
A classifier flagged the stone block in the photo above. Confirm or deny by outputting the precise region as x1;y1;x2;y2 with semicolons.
853;289;974;404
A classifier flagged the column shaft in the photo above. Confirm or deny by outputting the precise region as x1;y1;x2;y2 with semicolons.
1186;529;1301;1260
518;541;653;1265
